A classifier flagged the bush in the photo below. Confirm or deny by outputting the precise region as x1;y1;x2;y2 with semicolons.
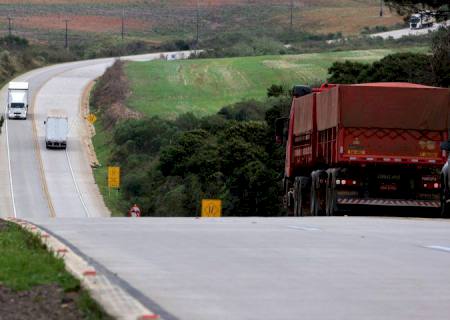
431;26;450;87
328;52;433;85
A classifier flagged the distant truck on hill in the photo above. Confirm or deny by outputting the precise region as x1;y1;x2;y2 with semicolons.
276;82;450;216
409;11;435;29
7;82;29;120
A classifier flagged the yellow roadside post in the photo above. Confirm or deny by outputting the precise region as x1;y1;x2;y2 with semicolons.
201;199;222;217
107;166;120;197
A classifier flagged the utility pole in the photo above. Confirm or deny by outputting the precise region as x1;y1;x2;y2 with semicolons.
290;0;294;33
64;19;69;49
121;8;125;40
196;0;200;46
7;16;13;36
379;0;383;17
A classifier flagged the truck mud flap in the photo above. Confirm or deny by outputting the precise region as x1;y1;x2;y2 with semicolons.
337;198;440;208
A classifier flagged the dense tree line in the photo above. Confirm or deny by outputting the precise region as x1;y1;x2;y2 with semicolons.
328;26;450;87
102;94;290;216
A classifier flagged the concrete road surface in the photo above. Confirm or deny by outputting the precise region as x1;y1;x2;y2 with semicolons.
0;51;193;219
32;217;450;320
370;20;449;39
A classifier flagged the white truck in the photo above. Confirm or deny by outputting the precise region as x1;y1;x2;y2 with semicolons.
44;109;68;149
7;82;29;120
409;11;436;29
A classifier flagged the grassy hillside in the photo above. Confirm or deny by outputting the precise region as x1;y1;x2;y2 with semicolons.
0;0;402;44
125;47;427;119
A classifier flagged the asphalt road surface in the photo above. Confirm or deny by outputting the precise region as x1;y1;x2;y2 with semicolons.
32;217;450;320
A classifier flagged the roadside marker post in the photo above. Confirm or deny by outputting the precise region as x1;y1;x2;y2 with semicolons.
201;199;222;217
107;166;120;198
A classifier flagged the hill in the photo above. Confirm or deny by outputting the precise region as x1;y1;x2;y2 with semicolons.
0;1;402;45
125;47;426;119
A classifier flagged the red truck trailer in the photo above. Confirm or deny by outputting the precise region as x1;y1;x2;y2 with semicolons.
276;82;450;216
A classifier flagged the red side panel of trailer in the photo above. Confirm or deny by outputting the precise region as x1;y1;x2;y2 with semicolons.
285;93;316;178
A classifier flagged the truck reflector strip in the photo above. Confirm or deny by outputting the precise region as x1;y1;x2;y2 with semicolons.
337;198;440;208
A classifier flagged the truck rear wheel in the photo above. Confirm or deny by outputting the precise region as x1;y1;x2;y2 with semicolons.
326;168;340;216
440;183;450;219
311;171;327;216
294;177;310;216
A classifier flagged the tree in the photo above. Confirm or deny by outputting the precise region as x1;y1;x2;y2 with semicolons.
327;53;434;85
327;61;370;84
431;26;450;87
267;84;286;98
385;1;448;16
362;52;433;85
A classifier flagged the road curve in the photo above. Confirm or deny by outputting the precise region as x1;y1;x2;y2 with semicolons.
0;51;192;219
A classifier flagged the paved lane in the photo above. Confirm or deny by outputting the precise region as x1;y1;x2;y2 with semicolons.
32;217;450;320
370;20;450;39
0;51;193;219
35;62;114;218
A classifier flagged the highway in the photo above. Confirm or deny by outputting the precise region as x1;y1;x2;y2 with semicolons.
1;52;450;319
31;217;450;320
370;20;450;39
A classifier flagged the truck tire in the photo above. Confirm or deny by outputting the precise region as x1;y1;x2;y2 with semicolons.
311;171;326;216
326;169;337;216
294;176;310;216
440;182;450;218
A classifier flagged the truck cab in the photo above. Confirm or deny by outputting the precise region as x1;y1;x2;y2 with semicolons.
409;11;435;29
7;82;29;120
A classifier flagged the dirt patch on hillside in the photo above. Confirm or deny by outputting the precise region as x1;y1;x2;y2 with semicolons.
16;15;153;33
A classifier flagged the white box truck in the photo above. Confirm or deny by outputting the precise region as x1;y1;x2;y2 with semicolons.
7;82;29;119
45;109;68;149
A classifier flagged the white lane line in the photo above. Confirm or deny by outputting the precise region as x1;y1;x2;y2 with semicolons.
288;225;321;231
4;114;17;218
425;245;450;253
3;89;16;218
65;149;90;217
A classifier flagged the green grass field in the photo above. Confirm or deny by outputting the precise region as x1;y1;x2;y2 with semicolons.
125;47;428;119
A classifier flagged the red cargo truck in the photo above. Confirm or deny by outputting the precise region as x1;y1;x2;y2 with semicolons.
276;82;450;216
